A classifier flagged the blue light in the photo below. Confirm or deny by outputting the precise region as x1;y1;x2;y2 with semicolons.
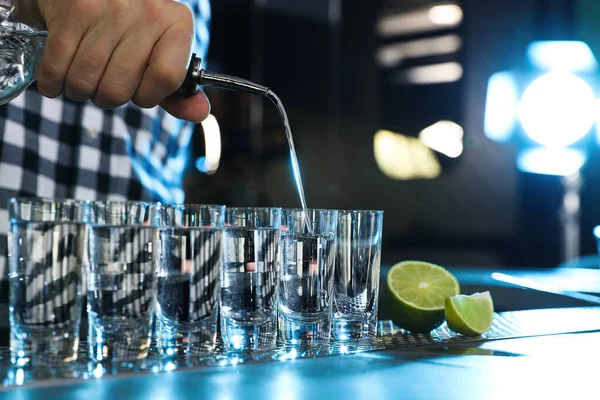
484;71;519;142
196;156;208;173
164;361;176;372
518;71;596;147
15;368;24;385
93;364;104;379
516;147;587;176
593;225;600;239
527;41;597;73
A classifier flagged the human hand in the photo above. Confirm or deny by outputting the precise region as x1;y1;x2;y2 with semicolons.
16;0;210;122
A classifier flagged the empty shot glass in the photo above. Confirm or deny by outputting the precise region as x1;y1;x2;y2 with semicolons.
8;198;86;365
85;201;157;362
153;204;224;356
220;207;282;351
332;210;383;341
278;209;338;345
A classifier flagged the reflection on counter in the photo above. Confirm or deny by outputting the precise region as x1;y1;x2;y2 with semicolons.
4;307;600;389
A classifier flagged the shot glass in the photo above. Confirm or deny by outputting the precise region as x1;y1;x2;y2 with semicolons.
220;207;282;351
332;210;383;341
85;201;157;362
153;204;224;356
278;209;338;345
8;198;86;365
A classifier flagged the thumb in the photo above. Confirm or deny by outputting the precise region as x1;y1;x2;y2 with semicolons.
160;90;211;123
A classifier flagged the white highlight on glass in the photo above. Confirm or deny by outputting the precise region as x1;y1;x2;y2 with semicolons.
518;71;596;147
484;71;519;142
516;147;587;176
527;41;597;73
419;120;464;158
196;114;221;175
394;62;463;85
377;35;462;68
377;3;462;37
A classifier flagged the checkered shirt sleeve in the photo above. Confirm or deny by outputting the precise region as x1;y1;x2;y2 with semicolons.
0;0;211;304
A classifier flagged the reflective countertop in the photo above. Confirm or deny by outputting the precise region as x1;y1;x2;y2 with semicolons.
2;306;600;399
3;266;600;399
1;328;598;399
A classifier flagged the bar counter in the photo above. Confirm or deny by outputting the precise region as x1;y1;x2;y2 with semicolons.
2;266;599;399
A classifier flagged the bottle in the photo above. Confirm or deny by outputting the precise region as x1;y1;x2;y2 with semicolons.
0;20;46;105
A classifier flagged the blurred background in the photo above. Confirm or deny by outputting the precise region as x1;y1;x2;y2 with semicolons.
183;0;600;269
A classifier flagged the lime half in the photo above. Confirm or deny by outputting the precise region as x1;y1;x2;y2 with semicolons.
386;261;460;333
445;292;494;336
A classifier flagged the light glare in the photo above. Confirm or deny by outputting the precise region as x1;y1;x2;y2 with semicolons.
484;71;519;142
516;147;587;176
527;41;597;73
428;5;463;26
395;62;463;85
196;114;221;174
419;120;464;158
373;130;441;180
518;71;596;147
377;35;462;68
377;3;462;37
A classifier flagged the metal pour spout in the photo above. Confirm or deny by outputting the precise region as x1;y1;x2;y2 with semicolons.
179;53;269;98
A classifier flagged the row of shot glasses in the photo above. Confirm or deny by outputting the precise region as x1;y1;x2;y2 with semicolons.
8;198;383;364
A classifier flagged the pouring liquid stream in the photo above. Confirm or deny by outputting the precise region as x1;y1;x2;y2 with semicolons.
266;90;313;235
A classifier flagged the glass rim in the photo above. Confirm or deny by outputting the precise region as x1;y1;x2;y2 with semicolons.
155;203;226;208
152;203;226;212
82;200;155;207
226;207;282;212
9;196;82;205
281;208;339;215
336;209;384;215
8;197;86;222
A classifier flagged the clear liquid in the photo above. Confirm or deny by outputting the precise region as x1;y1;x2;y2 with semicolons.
220;227;279;324
156;228;222;324
267;91;313;234
86;226;156;360
9;221;84;331
279;233;335;319
0;24;45;105
8;221;84;363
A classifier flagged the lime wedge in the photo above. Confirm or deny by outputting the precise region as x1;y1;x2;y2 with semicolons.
445;292;494;336
386;261;460;333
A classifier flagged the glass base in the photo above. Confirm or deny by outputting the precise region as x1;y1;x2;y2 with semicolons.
331;318;377;341
158;316;218;356
220;317;277;351
277;312;331;345
10;329;79;365
88;316;151;362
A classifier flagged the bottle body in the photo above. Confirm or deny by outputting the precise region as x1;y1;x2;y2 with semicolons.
0;22;46;105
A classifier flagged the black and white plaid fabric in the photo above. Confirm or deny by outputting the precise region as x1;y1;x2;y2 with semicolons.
0;0;211;308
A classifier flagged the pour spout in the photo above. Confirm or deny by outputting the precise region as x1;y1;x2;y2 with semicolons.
180;54;269;97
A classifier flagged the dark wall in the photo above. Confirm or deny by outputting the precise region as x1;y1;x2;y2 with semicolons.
185;0;600;268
